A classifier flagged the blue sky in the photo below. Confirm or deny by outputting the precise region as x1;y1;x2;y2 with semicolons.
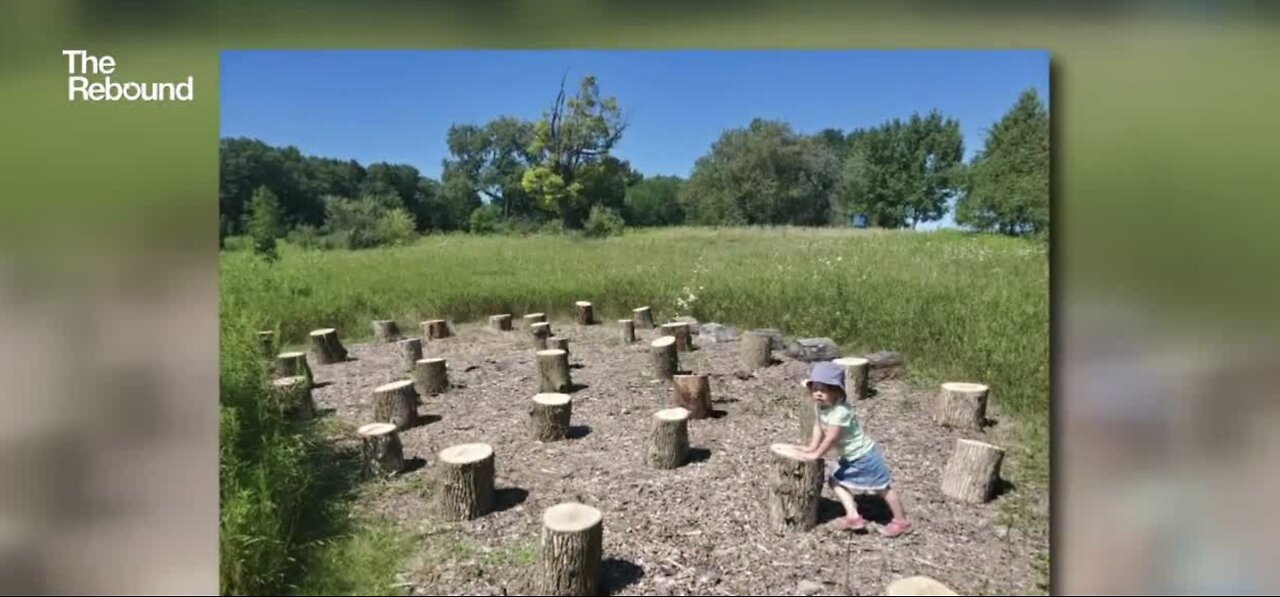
220;50;1048;229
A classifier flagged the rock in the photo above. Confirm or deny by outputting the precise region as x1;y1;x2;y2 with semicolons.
884;575;958;596
798;580;824;595
787;337;841;362
751;328;785;351
733;369;753;381
699;323;739;342
994;525;1009;539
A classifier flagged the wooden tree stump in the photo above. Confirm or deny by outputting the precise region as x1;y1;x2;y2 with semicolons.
885;576;959;596
275;351;312;385
270;375;315;420
372;319;401;343
632;306;655;329
933;382;989;430
548;336;570;354
618;319;636;344
941;438;1005;504
798;397;816;442
414;357;449;396
373;379;419;430
422;319;452;340
537;502;604;596
531;322;553;350
395;338;423;371
358;422;404;477
575;301;596;325
537;349;573;393
671;374;712;419
767;443;823;533
648;407;690;469
437;443;495;521
530;393;572;442
650;336;678;381
257;331;275;358
740;330;773;369
309;328;349;364
490;314;513;332
661;322;694;352
523;313;547;329
834;357;870;399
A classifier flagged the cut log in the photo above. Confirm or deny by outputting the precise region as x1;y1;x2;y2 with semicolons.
672;316;699;334
767;443;824;533
490;314;513;332
530;322;553;350
537;349;573;393
650;336;678;381
257;331;275;358
372;319;401;343
865;350;905;381
358;422;404;477
671;374;712;420
372;379;419;430
798;399;816;443
751;328;785;351
530;393;572;442
537;502;604;596
632;306;655;329
414;358;449;396
885;576;959;596
523;313;548;329
786;337;840;363
548;336;570;354
834;357;870;399
575;301;596;325
933;382;989;430
270;375;315;420
437;443;495;521
619;319;636;344
422;319;452;340
740;331;774;369
395;338;423;372
940;438;1005;504
309;328;349;364
275;351;312;385
648;407;690;469
660;322;694;352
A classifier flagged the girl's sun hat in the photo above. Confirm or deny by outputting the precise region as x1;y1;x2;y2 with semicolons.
804;361;846;393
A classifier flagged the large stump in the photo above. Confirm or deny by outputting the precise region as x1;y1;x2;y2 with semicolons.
422;319;452;340
530;393;572;442
275;351;312;385
575;301;596;325
358;422;404;477
933;382;989;430
309;328;349;364
798;398;816;442
751;328;785;351
414;357;449;396
740;330;773;369
395;338;423;372
437;443;495;521
372;319;401;343
548;336;570;354
767;443;824;533
650;336;679;381
270;375;315;421
523;313;547;329
537;502;604;596
257;331;275;358
372;379;419;430
619;319;636;344
537;349;573;393
632;306;655;329
941;439;1005;504
531;322;553;350
490;314;513;332
885;576;959;596
834;357;870;399
648;407;690;469
671;374;712;419
660;322;694;352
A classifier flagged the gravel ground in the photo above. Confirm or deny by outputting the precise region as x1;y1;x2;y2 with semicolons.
310;319;1044;596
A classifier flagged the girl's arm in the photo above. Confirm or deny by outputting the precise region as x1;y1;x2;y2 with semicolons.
797;425;841;461
804;420;822;452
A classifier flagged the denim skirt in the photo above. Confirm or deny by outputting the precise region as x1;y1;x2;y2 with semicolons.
830;444;892;493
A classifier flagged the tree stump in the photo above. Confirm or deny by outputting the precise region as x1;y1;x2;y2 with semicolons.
575;301;596;325
437;443;495;521
537;502;604;596
275;351;312;385
798;398;816;442
257;331;275;358
834;357;870;399
372;319;401;343
650;336;678;381
740;330;773;369
395;338;423;371
422;319;452;340
941;439;1005;504
523;313;547;329
767;443;823;533
786;337;840;362
531;322;553;350
270;375;315;420
358;422;404;477
490;314;513;332
671;374;712;419
933;382;989;430
537;349;573;393
309;328;349;364
530;393;572;442
548;336;570;354
648;407;690;469
632;306;655;329
885;576;959;596
414;357;449;396
619;319;636;344
372;379;418;430
660;322;694;352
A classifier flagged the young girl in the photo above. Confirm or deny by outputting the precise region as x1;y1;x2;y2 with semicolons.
788;360;913;537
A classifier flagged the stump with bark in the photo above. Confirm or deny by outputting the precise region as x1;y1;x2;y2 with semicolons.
671;374;712;419
422;319;452;340
309;328;349;364
537;502;604;596
395;338;423;372
358;422;404;477
660;322;694;352
257;331;275;358
933;382;989;430
437;443;495;521
884;576;959;596
648;407;690;469
767;443;824;533
523;313;547;329
618;319;636;344
530;393;572;442
941;439;1005;504
372;379;419;430
414;357;449;396
834;357;870;400
798;399;816;442
537;349;573;393
372;320;401;343
271;375;315;420
575;301;596;325
490;314;513;332
632;306;655;329
650;336;678;381
548;336;570;354
740;330;773;369
530;322;552;350
275;351;312;385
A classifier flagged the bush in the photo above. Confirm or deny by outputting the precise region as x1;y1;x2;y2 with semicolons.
377;208;418;247
247;186;283;261
469;204;502;235
583;205;625;238
317;196;419;250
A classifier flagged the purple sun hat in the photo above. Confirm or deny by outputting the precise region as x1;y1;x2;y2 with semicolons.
804;361;846;393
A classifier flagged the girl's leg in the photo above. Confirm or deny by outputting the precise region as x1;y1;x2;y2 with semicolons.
881;487;909;522
828;478;861;520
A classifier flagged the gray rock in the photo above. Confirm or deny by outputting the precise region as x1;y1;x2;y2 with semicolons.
798;580;824;595
751;328;785;351
700;323;739;342
787;337;841;362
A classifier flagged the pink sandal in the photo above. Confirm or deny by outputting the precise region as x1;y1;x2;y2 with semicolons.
878;519;913;538
834;516;867;531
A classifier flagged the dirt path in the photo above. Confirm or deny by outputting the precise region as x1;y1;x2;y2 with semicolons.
310;320;1042;596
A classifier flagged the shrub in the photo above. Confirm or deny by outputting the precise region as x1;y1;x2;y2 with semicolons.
469;204;503;235
583;205;625;238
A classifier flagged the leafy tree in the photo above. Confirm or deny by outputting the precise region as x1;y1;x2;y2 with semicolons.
246;186;282;261
582;205;626;238
839;111;964;229
442;117;538;219
956;88;1050;236
469;203;503;234
624;175;684;227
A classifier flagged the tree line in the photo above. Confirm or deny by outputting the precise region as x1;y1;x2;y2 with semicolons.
221;75;1048;254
